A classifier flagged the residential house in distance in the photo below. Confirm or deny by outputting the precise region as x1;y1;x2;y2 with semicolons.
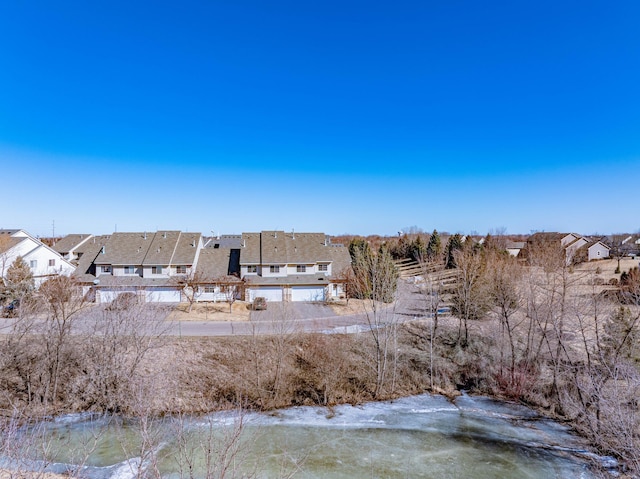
90;231;202;303
522;232;610;264
0;229;75;285
239;231;351;302
506;241;526;257
51;234;94;262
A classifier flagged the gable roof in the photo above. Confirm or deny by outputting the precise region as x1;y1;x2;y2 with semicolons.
72;235;111;282
240;231;336;265
142;231;182;265
94;231;201;267
52;234;93;254
96;232;151;265
0;236;23;255
194;248;234;280
170;232;201;265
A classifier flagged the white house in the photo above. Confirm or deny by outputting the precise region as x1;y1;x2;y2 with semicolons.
0;229;75;286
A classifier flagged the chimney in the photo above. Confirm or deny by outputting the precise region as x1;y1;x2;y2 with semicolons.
292;228;295;240
144;232;147;240
163;232;167;239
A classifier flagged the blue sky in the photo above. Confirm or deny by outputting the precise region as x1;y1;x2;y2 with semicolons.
1;1;638;237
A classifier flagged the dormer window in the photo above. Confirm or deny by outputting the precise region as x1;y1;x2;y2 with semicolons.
318;264;328;272
152;266;163;274
101;265;112;274
246;265;258;273
176;265;187;274
124;266;135;274
296;265;306;273
270;265;280;273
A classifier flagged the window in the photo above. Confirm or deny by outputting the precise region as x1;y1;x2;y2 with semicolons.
270;265;280;273
296;265;306;273
30;260;37;269
152;266;163;274
49;259;56;267
101;265;111;273
318;264;328;272
124;266;135;274
246;265;257;273
176;265;187;274
204;285;216;293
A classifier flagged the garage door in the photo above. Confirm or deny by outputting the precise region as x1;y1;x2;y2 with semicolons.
248;287;283;302
291;286;325;302
99;288;137;304
145;287;181;303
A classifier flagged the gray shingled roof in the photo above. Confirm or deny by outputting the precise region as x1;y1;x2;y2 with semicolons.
195;248;234;280
96;232;152;265
245;274;330;286
94;231;200;267
142;231;182;265
93;275;175;287
0;236;24;254
241;232;262;264
240;231;336;265
72;236;110;282
171;232;201;265
205;235;243;249
52;234;92;254
327;244;352;278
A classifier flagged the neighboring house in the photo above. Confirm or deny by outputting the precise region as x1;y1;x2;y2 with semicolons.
586;241;611;262
239;231;351;302
52;234;94;262
89;231;203;303
523;232;609;264
506;241;526;257
0;229;75;285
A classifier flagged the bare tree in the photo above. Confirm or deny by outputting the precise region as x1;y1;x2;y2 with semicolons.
487;252;524;390
450;241;490;347
38;276;87;407
350;244;400;398
173;271;206;312
79;300;170;413
216;276;244;314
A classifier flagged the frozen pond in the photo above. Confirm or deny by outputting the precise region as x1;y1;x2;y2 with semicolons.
1;394;611;478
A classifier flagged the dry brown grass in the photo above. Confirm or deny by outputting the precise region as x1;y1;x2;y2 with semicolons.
168;301;251;321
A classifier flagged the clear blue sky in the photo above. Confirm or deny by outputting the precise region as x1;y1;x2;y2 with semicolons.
2;1;638;238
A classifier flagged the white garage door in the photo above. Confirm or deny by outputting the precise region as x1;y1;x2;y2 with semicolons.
99;288;137;303
145;287;181;303
248;287;283;302
291;286;325;302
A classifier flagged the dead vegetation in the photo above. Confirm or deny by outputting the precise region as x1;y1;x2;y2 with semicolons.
1;253;640;476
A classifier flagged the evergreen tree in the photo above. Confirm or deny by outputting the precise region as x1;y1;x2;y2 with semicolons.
390;235;411;260
445;234;464;269
426;229;442;261
347;239;398;302
4;256;34;301
409;235;427;262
